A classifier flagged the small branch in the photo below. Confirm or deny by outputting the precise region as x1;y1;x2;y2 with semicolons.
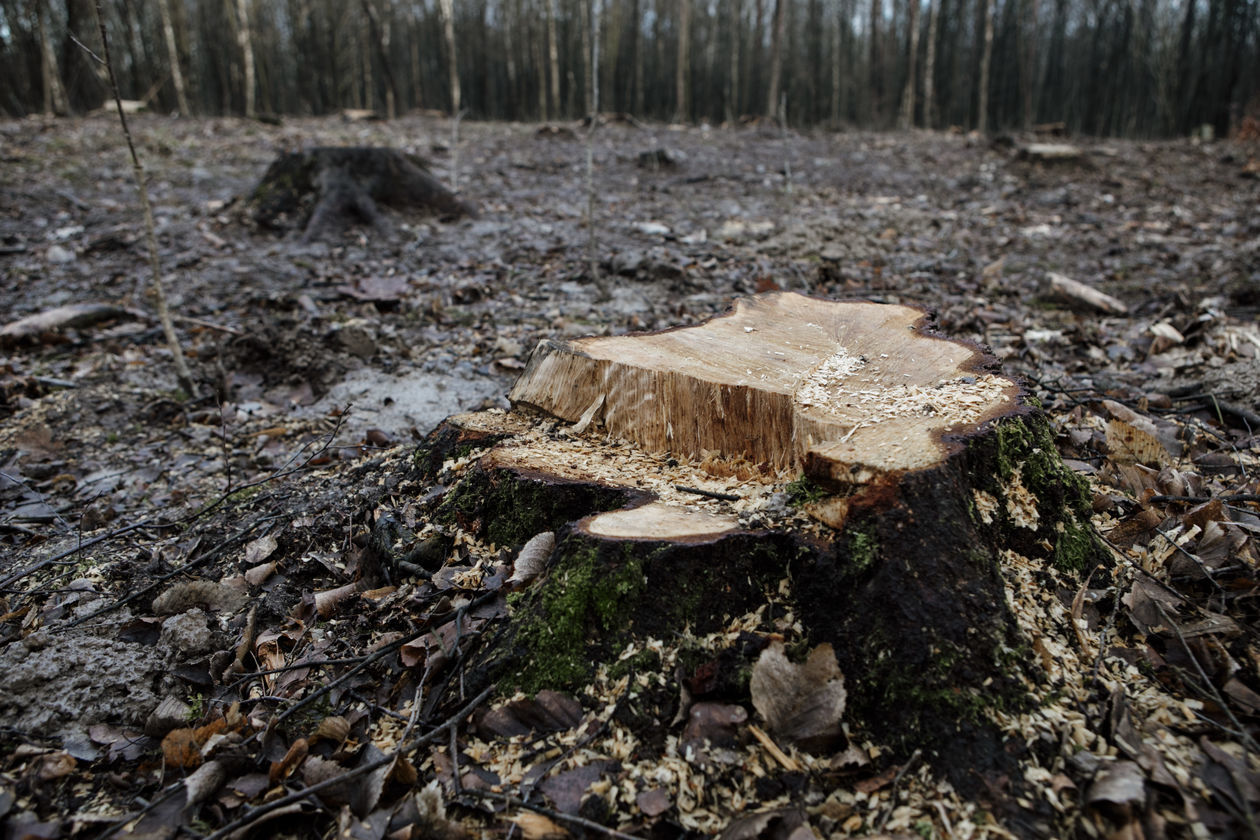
1148;494;1260;505
460;789;643;840
673;485;740;502
89;2;196;396
875;749;922;833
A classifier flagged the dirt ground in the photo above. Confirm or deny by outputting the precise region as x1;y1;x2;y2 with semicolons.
0;114;1258;839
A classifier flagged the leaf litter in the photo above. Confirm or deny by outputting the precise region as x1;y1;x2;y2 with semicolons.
0;114;1258;838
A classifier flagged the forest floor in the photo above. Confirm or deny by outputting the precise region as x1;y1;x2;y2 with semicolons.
0;113;1258;840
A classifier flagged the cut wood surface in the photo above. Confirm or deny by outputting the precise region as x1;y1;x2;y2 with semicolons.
509;292;1021;484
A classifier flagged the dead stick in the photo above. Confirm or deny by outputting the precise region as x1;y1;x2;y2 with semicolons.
462;789;643;840
875;748;922;833
674;485;740;502
89;2;196;396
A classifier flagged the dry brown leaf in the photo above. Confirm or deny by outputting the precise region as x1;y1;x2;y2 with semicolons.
749;642;846;753
269;738;309;783
510;811;569;840
1106;419;1168;467
314;582;359;618
244;560;277;586
312;716;350;744
244;534;279;565
507;531;555;588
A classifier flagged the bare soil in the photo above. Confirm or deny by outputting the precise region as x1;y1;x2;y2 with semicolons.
0;114;1258;839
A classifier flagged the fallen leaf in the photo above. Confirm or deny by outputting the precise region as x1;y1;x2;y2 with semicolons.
750;642;846;752
510;811;569;839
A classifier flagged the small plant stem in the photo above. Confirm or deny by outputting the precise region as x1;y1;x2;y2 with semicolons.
91;1;196;397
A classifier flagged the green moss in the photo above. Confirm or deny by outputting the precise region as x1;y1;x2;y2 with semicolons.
848;529;879;573
608;648;662;681
1052;518;1097;573
510;542;650;692
785;474;827;506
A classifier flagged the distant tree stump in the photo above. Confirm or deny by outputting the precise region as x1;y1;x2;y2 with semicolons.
249;147;475;241
416;292;1107;790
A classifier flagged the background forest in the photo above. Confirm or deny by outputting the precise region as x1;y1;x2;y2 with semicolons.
1;0;1257;139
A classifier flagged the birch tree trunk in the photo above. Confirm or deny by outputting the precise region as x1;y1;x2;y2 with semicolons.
765;0;785;119
898;0;920;127
37;3;69;116
438;0;460;113
157;0;190;114
235;0;256;118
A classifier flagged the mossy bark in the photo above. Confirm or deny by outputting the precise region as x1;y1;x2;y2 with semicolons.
414;407;1107;796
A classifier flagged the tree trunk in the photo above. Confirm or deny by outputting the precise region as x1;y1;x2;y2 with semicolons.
727;0;741;122
867;0;880;123
421;291;1106;790
157;0;191;115
765;0;785;119
675;0;691;121
438;0;460;113
360;0;400;119
546;0;561;117
922;0;939;127
977;0;994;133
830;4;841;122
234;0;256;118
37;2;68;116
1020;0;1038;129
898;0;920;128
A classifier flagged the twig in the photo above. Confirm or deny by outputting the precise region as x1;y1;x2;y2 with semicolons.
1;409;348;593
673;485;740;502
875;748;922;832
460;789;643;840
203;684;495;840
1157;603;1259;756
88;2;196;396
1149;494;1260;505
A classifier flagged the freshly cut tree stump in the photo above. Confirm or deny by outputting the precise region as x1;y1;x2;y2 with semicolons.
416;292;1106;792
249;146;474;241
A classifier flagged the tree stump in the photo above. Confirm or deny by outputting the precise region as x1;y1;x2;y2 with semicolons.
417;292;1106;791
249;146;475;241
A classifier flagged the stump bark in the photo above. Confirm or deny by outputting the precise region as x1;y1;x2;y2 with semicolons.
249;146;474;241
417;292;1107;791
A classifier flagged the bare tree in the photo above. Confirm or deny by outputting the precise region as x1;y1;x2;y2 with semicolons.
727;0;742;122
765;0;785;119
37;2;69;116
156;0;190;114
922;0;939;127
977;0;994;132
675;0;691;120
547;0;561;116
438;0;460;113
233;0;256;117
899;0;921;127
